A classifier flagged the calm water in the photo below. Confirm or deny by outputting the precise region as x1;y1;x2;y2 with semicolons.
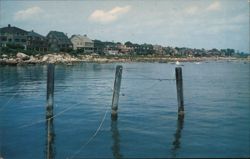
0;61;249;158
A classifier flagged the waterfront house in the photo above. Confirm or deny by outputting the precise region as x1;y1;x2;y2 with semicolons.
136;43;154;55
0;24;28;50
27;30;48;52
47;31;72;52
153;45;164;55
70;34;94;53
117;43;133;54
103;41;119;55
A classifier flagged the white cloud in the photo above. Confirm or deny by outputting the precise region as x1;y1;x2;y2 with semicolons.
89;5;131;24
206;1;221;11
185;6;199;15
14;6;43;21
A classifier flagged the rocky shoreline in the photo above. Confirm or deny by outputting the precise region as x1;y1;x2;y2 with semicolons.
0;52;249;66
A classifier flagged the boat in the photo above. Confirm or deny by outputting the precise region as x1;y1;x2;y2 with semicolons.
176;61;184;66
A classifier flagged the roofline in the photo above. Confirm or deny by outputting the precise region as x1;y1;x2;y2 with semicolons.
0;25;28;33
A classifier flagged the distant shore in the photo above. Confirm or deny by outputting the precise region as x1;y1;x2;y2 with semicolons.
0;52;249;66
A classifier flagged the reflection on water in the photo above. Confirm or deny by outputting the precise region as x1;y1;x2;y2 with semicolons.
45;117;55;159
171;115;184;158
111;119;123;159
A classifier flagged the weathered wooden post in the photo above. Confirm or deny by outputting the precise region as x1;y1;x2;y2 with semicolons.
46;118;55;159
111;65;123;120
46;64;54;118
175;67;184;116
46;64;55;159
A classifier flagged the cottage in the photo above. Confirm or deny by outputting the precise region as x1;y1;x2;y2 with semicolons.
104;42;119;55
27;30;48;52
0;24;28;49
70;34;94;53
153;45;164;55
117;43;133;54
47;31;72;52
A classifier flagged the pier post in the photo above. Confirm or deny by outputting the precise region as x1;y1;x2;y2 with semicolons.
175;67;184;116
111;65;123;120
46;64;55;118
46;64;55;159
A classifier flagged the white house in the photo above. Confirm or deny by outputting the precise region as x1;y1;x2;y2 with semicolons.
70;34;94;53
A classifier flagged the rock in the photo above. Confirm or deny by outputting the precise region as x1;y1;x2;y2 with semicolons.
42;55;49;62
0;59;7;65
16;52;30;61
2;54;8;58
41;54;58;63
25;55;39;64
6;59;17;65
16;58;23;63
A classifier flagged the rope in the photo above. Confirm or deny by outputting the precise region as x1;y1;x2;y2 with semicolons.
18;84;114;129
0;92;19;111
18;102;82;129
0;81;28;111
67;77;175;81
69;106;109;159
123;77;175;81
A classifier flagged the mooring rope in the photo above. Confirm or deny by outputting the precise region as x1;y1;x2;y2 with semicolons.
123;68;176;81
0;92;19;112
0;81;28;112
18;84;113;129
123;77;175;81
69;105;109;159
17;102;82;129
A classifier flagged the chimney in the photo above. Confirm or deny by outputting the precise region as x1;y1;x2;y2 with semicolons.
8;24;11;27
84;34;87;37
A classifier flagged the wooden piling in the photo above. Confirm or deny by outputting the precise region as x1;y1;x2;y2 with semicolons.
46;64;54;118
46;118;55;159
46;64;55;159
111;65;123;119
175;67;184;116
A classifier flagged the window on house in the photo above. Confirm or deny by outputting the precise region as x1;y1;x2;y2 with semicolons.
8;39;12;42
21;39;26;42
15;39;20;42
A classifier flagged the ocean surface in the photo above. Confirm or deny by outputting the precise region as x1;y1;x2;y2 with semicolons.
0;61;249;158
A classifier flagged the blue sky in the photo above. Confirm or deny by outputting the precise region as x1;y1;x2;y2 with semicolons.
0;0;249;52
